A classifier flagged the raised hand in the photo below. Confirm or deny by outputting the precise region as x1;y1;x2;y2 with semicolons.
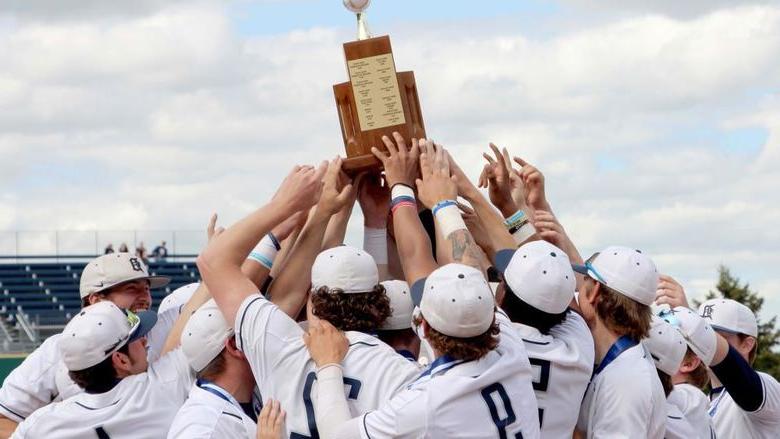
257;400;285;439
372;132;420;187
302;319;349;368
206;213;225;243
358;173;390;228
274;163;328;214
415;140;458;209
478;143;520;216
316;157;355;216
655;274;690;309
533;210;566;249
513;157;549;212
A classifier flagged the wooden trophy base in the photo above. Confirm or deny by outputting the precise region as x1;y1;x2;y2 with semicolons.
334;36;426;174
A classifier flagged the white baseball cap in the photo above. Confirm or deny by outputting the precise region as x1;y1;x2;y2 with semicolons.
182;299;234;372
380;280;414;330
311;246;379;294
59;301;157;371
572;246;659;306
644;316;687;376
80;253;170;299
418;264;495;338
661;306;718;366
498;241;575;314
158;282;199;315
698;298;758;337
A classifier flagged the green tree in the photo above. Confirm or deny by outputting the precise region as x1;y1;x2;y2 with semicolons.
697;265;780;379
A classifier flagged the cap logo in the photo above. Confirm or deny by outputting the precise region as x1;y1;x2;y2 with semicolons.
701;304;714;319
129;257;144;272
125;309;140;328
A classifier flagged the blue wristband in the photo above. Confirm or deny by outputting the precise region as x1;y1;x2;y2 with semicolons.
432;200;457;216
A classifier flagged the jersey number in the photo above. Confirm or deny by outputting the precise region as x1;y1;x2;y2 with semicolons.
529;358;551;428
291;371;362;439
481;383;523;439
95;427;110;439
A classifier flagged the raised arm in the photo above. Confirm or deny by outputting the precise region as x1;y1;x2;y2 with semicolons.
415;141;482;271
374;133;437;285
198;164;326;324
358;174;392;281
243;211;305;290
321;172;359;250
266;159;354;317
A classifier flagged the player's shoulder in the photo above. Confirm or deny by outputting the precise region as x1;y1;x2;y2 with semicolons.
345;330;385;348
599;345;655;388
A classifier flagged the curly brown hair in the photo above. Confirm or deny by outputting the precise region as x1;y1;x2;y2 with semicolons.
413;315;500;362
594;283;651;340
310;284;391;332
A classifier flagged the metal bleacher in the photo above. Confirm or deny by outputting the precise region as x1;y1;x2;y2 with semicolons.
0;259;200;352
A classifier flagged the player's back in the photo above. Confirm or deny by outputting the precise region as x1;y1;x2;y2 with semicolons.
11;349;194;439
262;330;421;438
360;311;541;438
514;311;594;438
235;293;422;438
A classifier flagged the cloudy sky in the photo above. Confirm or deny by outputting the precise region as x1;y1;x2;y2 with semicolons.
1;1;778;318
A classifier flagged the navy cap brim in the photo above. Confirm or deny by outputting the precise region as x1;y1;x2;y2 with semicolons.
572;264;589;276
493;248;516;274
128;310;158;344
410;278;426;307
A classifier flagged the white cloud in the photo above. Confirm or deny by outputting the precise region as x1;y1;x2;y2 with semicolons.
1;3;779;315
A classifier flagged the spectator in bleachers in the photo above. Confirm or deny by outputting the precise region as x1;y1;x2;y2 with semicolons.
119;242;129;253
104;243;114;254
152;241;169;262
136;242;148;264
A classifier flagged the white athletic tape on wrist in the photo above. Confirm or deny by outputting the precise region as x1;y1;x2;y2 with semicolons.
363;227;388;265
512;222;536;245
247;235;278;269
434;203;467;237
391;184;415;200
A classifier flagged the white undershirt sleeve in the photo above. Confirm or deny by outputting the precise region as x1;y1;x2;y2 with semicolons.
313;365;362;439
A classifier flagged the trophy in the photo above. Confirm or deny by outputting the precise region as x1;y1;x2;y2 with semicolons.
334;0;427;173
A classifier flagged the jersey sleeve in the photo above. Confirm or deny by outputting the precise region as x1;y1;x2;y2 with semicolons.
0;336;61;422
361;389;427;439
8;402;50;439
234;293;303;384
148;348;195;403
745;372;780;427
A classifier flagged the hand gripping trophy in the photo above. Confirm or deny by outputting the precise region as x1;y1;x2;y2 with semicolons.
334;0;427;173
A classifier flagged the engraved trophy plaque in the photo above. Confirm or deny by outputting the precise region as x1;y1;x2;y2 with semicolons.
334;0;426;173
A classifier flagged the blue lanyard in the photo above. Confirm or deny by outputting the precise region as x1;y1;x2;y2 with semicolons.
593;336;637;376
411;354;465;388
197;379;242;412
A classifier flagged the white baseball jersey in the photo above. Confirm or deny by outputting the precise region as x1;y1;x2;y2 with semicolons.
513;311;594;438
0;305;179;423
353;310;541;439
667;383;715;439
664;400;697;439
576;343;666;439
235;293;422;438
168;383;256;439
11;348;194;438
709;371;780;439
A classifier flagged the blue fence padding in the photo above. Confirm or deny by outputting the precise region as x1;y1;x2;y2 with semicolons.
0;260;200;325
